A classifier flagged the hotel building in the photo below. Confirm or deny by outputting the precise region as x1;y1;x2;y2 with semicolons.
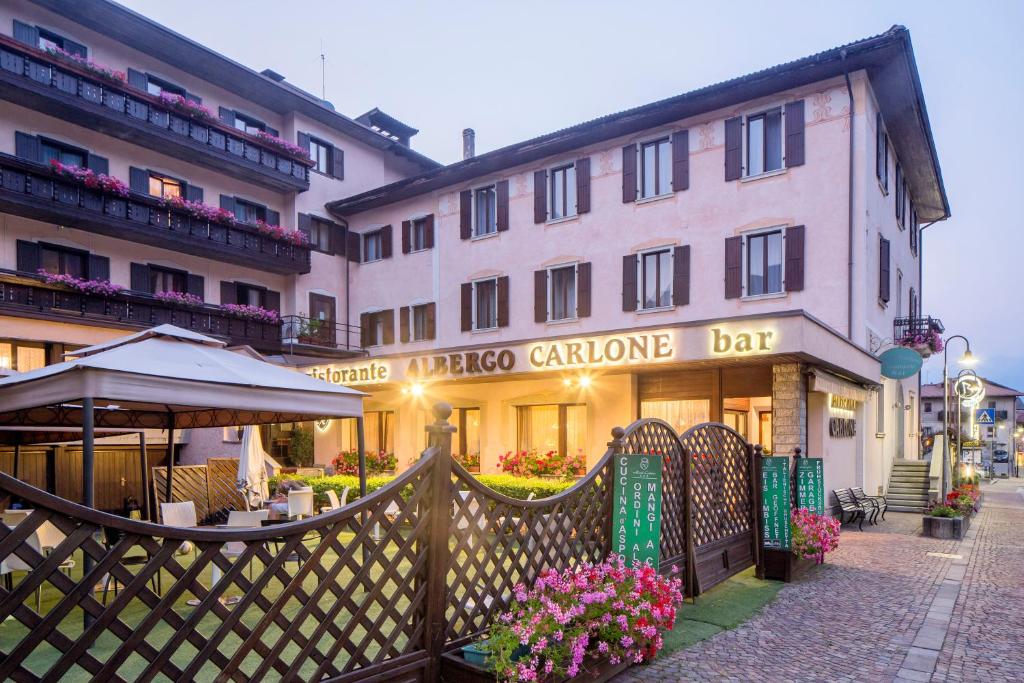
0;0;948;508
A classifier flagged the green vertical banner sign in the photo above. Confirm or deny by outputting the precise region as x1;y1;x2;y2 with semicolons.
761;456;791;550
611;453;663;567
795;458;825;514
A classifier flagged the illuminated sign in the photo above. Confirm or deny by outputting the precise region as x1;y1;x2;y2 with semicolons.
710;328;774;355
407;349;516;378
528;332;673;370
308;361;390;385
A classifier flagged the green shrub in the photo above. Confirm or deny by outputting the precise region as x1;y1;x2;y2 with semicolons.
926;504;960;518
473;474;578;500
288;426;315;467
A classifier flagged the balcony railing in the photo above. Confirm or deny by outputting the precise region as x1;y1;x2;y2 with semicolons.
281;315;362;357
0;153;311;275
893;316;944;343
0;270;281;353
0;35;311;193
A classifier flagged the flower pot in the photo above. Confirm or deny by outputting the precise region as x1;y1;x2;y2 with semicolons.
922;515;968;539
759;548;817;582
910;343;933;358
440;649;631;683
466;465;481;474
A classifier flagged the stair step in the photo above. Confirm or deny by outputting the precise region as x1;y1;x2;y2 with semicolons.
890;475;929;482
887;504;926;513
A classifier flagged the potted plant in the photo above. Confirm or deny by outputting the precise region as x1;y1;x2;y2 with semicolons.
896;328;944;358
762;508;840;582
922;502;967;539
297;316;324;344
442;555;684;682
456;451;481;473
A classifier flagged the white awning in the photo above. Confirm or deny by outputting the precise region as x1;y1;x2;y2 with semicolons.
809;369;870;403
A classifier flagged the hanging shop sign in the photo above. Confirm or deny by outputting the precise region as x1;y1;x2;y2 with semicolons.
795;458;825;514
761;456;792;550
611;453;663;567
879;347;923;379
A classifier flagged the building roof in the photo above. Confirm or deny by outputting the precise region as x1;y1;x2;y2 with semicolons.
29;0;440;172
921;378;1024;399
327;26;948;221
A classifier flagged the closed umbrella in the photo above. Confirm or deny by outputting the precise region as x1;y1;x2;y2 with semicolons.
238;425;270;509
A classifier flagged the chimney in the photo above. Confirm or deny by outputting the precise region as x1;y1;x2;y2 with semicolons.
462;128;475;160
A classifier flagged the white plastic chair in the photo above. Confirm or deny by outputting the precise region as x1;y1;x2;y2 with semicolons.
1;510;32;527
212;510;270;589
0;529;72;611
287;490;315;519
160;501;198;528
320;487;349;514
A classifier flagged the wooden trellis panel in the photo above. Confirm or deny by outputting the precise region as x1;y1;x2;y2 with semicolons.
207;458;247;521
151;464;212;523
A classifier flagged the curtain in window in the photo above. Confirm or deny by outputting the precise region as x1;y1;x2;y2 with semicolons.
518;404;559;453
565;405;587;459
640;399;710;434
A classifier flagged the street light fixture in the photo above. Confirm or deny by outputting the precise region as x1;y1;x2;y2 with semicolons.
942;335;973;495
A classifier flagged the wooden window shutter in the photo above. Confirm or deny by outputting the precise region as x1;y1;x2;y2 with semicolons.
576;157;591;214
496;180;510;232
264;290;281;313
13;21;39;48
425;214;435;249
127;68;147;91
297;132;310;155
62;38;87;58
16;241;40;274
332;147;345;179
14;132;40;162
577;261;592;317
671;130;689;191
425;303;436;339
621;145;637;203
381;225;393;259
86;154;109;175
724;236;743;299
460;283;473;332
784;225;805;292
219;195;236;216
724;117;743;181
297;213;312;241
401;220;411;254
400;307;411;343
672;245;690;306
497;276;510;327
266;209;280;226
185;184;204;203
460;190;472;240
220;280;237;305
88;254;110;281
533;170;547;223
347;231;361;262
622;254;638;312
360;313;370;348
218;108;236;127
879;237;891;303
185;92;202;105
534;270;548;323
784;100;805;167
129;167;149;194
187;274;205;300
130;263;151;292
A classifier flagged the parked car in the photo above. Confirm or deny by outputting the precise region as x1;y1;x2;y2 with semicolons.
993;449;1010;463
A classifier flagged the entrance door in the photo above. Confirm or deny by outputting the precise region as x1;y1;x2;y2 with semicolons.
308;293;336;346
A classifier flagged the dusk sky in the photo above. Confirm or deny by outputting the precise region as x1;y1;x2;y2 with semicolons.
120;0;1024;391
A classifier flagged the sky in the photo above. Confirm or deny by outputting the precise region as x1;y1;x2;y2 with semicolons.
119;0;1024;391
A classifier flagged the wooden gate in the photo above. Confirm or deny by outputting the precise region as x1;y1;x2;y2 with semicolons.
679;423;759;595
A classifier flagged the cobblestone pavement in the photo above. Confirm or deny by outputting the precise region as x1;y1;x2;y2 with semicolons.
616;480;1024;682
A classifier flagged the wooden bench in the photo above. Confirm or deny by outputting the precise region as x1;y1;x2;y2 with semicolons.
851;487;887;523
832;488;867;530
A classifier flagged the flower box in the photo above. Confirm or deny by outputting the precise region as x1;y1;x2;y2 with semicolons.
440;649;631;683
760;548;816;583
922;514;968;540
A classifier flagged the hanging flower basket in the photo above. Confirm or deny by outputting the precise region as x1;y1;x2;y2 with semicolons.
897;329;944;359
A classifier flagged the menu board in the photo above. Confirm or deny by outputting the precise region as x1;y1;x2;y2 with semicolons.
761;456;791;550
795;458;825;514
611;453;663;567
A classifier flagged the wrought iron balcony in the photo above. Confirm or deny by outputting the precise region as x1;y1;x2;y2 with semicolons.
281;315;363;358
0;154;311;275
893;316;944;343
0;269;281;353
0;35;311;193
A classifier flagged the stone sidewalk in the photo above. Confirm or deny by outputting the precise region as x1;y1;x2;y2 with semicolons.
615;480;1024;682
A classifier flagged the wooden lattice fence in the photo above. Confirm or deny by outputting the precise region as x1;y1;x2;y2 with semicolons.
151;458;245;525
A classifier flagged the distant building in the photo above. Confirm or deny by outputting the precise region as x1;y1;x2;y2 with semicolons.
921;378;1023;471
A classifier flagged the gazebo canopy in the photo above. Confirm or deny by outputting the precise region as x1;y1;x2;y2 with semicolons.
0;325;364;429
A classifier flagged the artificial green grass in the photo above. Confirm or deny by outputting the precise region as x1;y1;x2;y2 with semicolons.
660;567;783;655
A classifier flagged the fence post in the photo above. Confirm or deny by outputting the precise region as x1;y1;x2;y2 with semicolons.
680;444;696;598
752;444;765;580
424;402;455;681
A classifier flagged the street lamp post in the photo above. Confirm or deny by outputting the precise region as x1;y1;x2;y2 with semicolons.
942;335;974;495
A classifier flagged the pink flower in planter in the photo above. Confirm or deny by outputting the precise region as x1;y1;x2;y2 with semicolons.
158;92;214;120
221;303;280;324
37;269;123;296
45;46;126;83
254;130;312;160
49;160;129;197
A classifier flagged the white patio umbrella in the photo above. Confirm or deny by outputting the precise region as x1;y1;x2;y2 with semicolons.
238;425;270;509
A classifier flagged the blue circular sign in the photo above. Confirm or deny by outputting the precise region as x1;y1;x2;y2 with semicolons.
879;347;923;379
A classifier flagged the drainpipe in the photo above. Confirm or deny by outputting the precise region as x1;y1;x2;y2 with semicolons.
841;50;855;341
918;218;944;457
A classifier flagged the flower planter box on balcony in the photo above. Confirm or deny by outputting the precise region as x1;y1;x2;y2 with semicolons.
440;648;631;683
922;515;968;540
760;548;817;583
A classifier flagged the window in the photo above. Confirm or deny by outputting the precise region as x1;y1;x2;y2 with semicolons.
235;284;266;307
924;401;932;414
40;139;86;168
340;412;395;455
222;426;243;443
895;164;903;223
896;270;903;317
473;278;498;330
876;113;889;191
307;216;333;253
639;138;671;199
517;404;587;461
309;137;331;175
638;248;672;310
37;27;76;53
145;74;185;98
548;264;577;321
746;230;783;296
363;230;384;263
0;340;46;373
148;173;182;199
411;304;430;341
549;164;577;219
473;185;497;237
150;266;187;294
232;112;265;135
876;383;885;433
746;109;783;176
641;399;709;434
39;244;86;277
410;217;429;252
724;409;749;436
233;199;266;225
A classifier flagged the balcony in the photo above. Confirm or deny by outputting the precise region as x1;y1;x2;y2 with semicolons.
893;316;944;343
281;316;363;360
0;269;282;353
0;153;311;275
0;35;311;193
